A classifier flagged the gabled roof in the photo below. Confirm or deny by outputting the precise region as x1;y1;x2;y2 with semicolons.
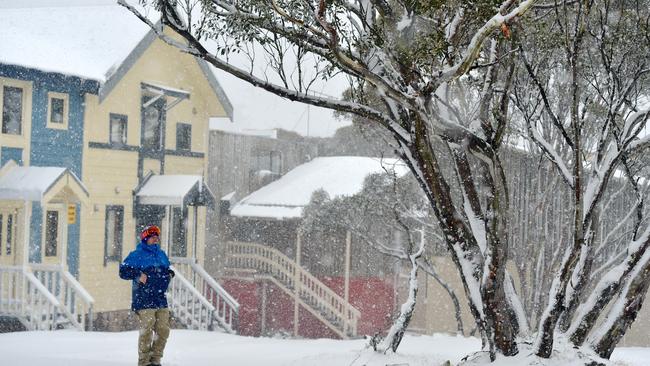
0;161;89;205
230;157;410;220
0;5;148;82
0;4;232;119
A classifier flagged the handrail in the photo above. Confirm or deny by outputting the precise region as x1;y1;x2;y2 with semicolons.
169;257;239;333
61;271;94;304
168;269;218;331
224;241;360;337
170;268;216;311
29;264;94;331
188;261;239;308
255;273;349;338
23;271;60;306
0;265;61;331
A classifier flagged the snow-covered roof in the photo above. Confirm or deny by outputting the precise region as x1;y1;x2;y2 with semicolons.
0;4;233;119
0;5;151;82
210;117;278;138
0;162;89;203
230;157;410;219
135;174;215;207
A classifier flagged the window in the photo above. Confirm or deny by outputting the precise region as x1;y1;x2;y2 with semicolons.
142;100;163;150
45;210;58;257
2;86;23;135
176;123;191;151
170;207;187;257
46;92;68;129
6;214;12;255
270;151;282;175
251;151;283;174
109;114;127;146
104;206;124;264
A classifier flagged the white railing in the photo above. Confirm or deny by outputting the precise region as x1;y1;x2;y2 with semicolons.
224;242;360;338
170;258;239;333
168;270;216;331
30;264;94;331
0;265;60;331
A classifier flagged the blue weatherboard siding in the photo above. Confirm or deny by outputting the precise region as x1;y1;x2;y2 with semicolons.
0;64;95;277
0;147;23;166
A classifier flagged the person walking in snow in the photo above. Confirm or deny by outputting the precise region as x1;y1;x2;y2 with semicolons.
120;225;175;366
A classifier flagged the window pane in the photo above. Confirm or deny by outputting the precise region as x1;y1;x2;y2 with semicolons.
6;214;12;255
50;97;64;123
106;210;115;256
45;211;58;257
270;151;282;174
110;115;127;145
105;206;123;262
143;105;161;150
176;123;191;151
171;207;186;257
2;86;22;135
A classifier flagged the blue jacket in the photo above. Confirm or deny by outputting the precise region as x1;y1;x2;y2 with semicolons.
119;241;173;311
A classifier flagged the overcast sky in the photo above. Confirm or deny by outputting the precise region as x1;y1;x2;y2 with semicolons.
0;0;113;7
0;0;350;137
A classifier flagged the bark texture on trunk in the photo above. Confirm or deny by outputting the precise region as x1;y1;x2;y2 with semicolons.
591;253;650;358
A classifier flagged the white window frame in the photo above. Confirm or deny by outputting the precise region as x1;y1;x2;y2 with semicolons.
0;78;28;136
46;92;69;130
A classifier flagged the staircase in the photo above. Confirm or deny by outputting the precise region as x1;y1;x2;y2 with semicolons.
169;258;239;333
0;264;94;331
223;241;360;339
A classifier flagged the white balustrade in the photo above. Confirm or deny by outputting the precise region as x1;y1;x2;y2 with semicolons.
224;241;360;338
30;264;94;331
0;265;67;331
169;257;239;333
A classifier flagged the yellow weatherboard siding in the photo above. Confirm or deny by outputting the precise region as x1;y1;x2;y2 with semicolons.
80;31;224;313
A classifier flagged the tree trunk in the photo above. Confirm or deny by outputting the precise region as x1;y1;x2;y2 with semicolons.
375;239;425;353
480;153;519;357
559;238;595;332
591;249;650;358
568;229;650;346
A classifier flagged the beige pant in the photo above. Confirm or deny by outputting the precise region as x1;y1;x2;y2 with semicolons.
136;308;170;366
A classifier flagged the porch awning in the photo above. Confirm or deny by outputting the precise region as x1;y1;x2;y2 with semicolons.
135;174;215;207
141;81;190;111
0;161;90;205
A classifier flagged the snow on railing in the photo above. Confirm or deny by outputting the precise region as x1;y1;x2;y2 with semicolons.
30;264;94;331
0;265;61;331
224;241;360;338
168;270;216;331
170;257;239;333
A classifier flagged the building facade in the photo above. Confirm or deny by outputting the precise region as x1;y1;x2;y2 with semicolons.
0;5;236;332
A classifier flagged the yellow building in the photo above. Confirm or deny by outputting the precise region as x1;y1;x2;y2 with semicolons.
0;5;238;332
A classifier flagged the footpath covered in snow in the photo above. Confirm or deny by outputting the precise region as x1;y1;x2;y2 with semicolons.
0;330;648;366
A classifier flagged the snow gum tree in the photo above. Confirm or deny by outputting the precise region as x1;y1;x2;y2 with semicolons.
511;0;650;358
122;0;650;362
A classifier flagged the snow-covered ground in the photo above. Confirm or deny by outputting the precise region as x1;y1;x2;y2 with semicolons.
0;330;648;366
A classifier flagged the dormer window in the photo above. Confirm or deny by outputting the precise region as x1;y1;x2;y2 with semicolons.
140;82;189;152
142;99;163;150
